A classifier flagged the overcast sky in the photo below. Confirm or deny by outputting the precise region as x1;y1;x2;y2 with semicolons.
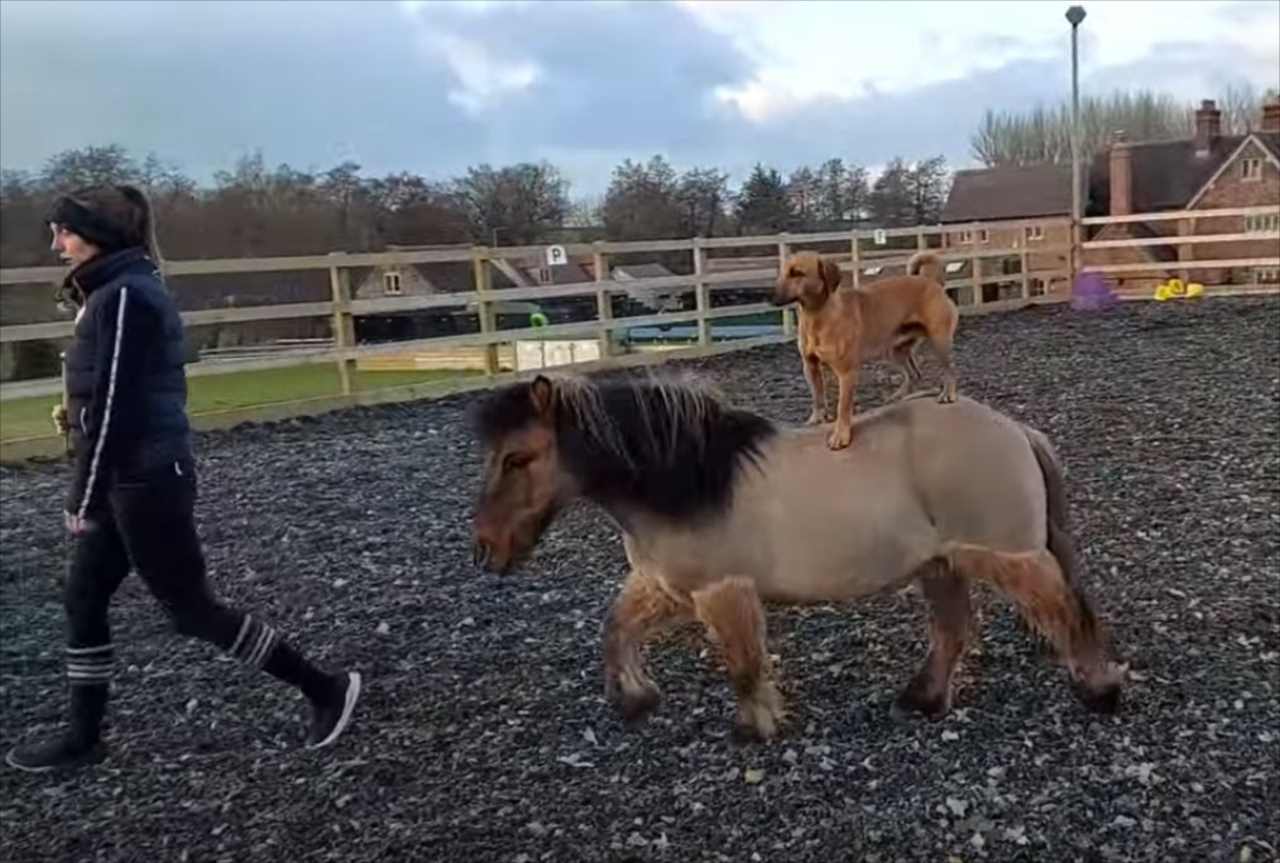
2;0;1277;196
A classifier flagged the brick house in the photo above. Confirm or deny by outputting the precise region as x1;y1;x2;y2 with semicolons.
940;162;1073;300
1086;98;1280;291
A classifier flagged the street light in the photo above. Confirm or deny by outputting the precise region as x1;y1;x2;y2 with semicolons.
1066;5;1086;285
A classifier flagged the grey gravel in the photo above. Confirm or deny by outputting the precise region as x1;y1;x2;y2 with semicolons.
1;297;1277;862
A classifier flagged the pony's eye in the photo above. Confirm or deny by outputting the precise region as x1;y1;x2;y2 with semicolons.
790;268;803;278
503;452;533;472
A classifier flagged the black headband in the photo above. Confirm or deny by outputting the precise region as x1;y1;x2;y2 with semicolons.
46;196;133;252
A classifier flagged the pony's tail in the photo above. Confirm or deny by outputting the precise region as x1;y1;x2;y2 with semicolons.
906;250;943;284
1023;425;1099;641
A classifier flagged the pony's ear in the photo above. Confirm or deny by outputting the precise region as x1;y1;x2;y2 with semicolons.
530;375;555;420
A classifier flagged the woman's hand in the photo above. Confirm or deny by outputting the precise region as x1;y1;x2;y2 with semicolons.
64;511;97;535
51;404;69;436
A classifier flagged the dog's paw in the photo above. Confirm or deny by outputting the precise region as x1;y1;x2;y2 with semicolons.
827;425;853;450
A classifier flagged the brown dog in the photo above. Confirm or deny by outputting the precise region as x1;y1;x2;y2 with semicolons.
771;250;958;450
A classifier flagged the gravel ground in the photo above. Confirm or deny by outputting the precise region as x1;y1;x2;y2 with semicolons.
1;297;1277;863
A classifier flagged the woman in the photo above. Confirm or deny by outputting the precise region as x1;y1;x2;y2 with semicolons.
6;185;361;772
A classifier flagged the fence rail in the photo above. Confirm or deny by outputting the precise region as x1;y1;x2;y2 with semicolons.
1080;204;1280;279
2;207;1276;460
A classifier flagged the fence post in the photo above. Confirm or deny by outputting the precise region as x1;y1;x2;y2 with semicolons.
472;247;499;376
970;248;983;307
593;242;614;358
777;235;794;337
327;255;356;396
1064;213;1075;295
850;231;861;290
693;238;711;346
59;351;70;455
1020;248;1030;299
1177;216;1194;284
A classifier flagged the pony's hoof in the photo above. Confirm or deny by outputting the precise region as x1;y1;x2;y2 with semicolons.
1074;679;1122;715
937;387;958;405
731;720;772;744
733;682;784;741
615;687;661;724
892;686;950;720
1072;662;1125;714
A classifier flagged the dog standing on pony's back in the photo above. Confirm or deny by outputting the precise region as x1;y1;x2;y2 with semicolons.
772;249;958;450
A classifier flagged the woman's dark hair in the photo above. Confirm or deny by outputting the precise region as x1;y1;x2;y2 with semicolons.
47;184;164;266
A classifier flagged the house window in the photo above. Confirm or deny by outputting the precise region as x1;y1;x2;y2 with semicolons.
1025;225;1045;242
383;270;403;296
1254;266;1280;284
1242;158;1264;181
944;261;965;274
954;229;985;245
977;229;990;244
955;230;972;244
863;266;884;276
1244;214;1280;233
1029;277;1047;296
538;267;553;284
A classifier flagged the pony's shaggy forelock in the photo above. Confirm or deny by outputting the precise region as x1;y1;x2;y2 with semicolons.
474;371;776;521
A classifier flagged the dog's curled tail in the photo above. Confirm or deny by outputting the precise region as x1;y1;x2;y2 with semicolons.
906;251;944;284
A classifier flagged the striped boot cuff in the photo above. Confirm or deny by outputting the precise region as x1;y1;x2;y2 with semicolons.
227;615;280;670
66;643;113;686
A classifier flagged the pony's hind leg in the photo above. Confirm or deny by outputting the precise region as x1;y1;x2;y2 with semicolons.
896;560;972;719
603;570;688;723
951;546;1123;713
691;576;784;741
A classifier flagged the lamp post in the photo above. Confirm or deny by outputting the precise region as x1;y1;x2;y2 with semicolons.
1066;5;1086;287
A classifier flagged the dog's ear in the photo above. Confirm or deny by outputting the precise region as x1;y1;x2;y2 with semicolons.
819;257;841;292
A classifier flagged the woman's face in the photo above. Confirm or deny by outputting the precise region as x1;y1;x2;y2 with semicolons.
50;224;99;267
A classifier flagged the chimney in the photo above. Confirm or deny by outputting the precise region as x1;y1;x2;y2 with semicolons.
1194;99;1221;156
1263;97;1280;133
1109;130;1133;217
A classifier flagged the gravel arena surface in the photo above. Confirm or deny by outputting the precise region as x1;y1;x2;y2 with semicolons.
1;297;1278;863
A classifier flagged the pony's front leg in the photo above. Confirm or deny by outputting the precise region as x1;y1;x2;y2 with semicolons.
692;576;785;741
602;570;686;723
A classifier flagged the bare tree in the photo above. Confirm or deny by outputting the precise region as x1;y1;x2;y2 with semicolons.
970;87;1276;168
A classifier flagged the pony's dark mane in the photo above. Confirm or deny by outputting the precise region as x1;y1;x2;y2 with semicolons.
474;373;777;520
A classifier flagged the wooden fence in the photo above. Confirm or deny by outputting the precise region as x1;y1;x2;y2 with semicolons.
1081;204;1280;286
1;206;1273;461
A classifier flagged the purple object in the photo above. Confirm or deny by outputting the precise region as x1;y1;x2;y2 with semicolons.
1071;272;1117;311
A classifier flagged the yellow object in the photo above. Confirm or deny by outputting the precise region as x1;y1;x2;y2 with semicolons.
1154;284;1171;301
1186;282;1205;298
1166;278;1185;296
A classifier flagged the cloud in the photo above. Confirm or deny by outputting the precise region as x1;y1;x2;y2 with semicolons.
420;31;541;115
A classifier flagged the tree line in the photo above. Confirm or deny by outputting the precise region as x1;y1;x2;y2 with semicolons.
0;145;952;267
971;84;1279;167
7;85;1273;267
